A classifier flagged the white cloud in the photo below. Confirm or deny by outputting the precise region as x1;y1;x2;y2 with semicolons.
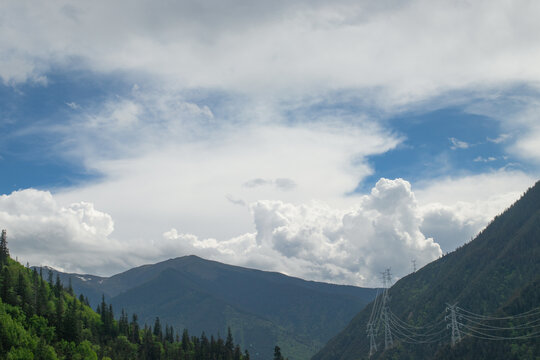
55;120;398;243
487;134;510;144
87;100;141;128
66;101;80;110
2;0;540;286
1;180;442;285
2;0;540;104
0;189;126;273
449;137;469;150
465;95;540;163
161;178;442;286
511;129;540;164
2;174;535;285
473;156;496;162
416;171;535;252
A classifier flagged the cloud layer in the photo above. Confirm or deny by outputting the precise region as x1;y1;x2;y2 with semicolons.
3;0;540;103
2;177;533;286
1;0;539;287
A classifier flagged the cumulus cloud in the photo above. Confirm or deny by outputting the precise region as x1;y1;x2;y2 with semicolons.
0;179;441;285
148;179;443;286
0;189;125;273
2;174;534;285
421;204;488;253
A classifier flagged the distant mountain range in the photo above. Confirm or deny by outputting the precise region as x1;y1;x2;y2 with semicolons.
313;180;540;360
46;255;377;360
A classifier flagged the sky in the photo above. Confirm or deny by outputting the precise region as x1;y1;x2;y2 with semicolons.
1;0;539;287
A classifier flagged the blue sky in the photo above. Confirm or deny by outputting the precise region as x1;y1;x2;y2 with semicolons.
1;0;539;285
0;78;526;194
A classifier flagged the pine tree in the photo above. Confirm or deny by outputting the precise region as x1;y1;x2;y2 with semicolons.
130;313;141;344
0;265;13;303
16;270;30;312
54;274;62;297
153;316;163;342
164;325;174;343
67;277;74;296
47;269;54;288
36;273;47;316
273;345;284;360
200;332;210;359
225;327;234;359
0;229;9;266
64;298;82;343
181;329;190;352
119;309;130;337
55;293;65;338
233;345;242;360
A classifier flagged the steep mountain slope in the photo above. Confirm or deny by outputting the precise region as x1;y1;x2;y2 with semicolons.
313;180;540;360
433;275;540;360
53;255;377;360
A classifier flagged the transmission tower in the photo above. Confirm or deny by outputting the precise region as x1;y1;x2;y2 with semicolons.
412;259;417;273
380;268;393;350
367;322;377;356
445;304;462;346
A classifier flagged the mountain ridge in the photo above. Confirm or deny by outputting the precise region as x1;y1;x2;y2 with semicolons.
49;254;378;360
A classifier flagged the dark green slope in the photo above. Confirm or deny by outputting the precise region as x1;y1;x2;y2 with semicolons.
433;275;540;360
111;268;317;360
55;255;377;360
313;180;540;360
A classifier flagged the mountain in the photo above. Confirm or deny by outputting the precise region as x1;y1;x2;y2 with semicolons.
49;256;377;360
313;180;540;360
0;253;250;359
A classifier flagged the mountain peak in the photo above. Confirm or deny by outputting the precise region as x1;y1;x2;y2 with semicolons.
55;253;378;360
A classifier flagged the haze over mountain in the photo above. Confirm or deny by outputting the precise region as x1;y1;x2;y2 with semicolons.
49;255;377;360
313;180;540;359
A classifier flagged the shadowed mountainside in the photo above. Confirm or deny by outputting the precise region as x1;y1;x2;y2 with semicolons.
313;180;540;360
51;255;377;360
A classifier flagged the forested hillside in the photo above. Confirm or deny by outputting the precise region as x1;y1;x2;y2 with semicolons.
313;180;540;360
50;255;377;360
0;230;250;359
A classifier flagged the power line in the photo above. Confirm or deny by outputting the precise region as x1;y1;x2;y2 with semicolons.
361;265;540;356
